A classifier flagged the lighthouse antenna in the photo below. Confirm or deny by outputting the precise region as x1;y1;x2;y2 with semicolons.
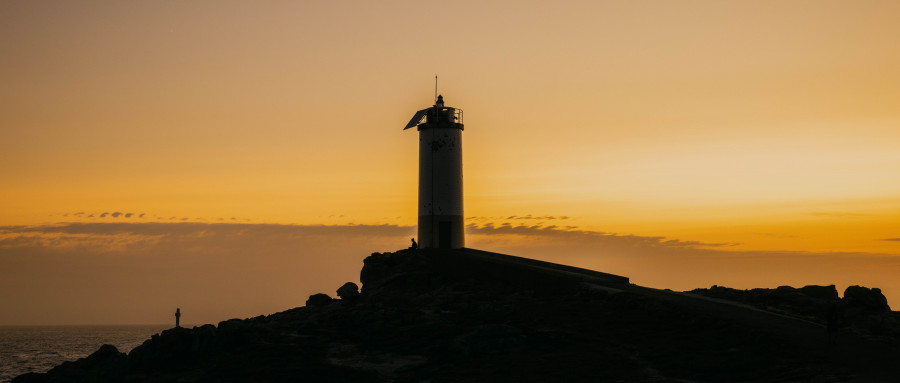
431;75;438;242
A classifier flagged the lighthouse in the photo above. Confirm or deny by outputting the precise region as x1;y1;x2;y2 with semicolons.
404;95;464;249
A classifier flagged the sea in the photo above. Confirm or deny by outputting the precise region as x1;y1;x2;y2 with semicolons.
0;325;170;383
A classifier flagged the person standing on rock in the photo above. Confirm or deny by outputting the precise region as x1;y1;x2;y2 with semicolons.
410;238;418;250
175;308;181;328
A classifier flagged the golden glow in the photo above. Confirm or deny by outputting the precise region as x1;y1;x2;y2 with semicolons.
2;1;900;323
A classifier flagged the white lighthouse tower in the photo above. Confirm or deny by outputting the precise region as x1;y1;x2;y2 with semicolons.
404;95;464;249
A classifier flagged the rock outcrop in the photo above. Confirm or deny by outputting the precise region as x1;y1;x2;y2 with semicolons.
14;248;900;383
305;293;335;307
336;282;360;301
13;344;127;383
843;285;891;312
690;283;900;343
689;284;841;320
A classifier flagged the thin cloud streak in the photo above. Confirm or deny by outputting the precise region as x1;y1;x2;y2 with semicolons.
810;212;871;218
0;222;416;325
1;222;898;325
1;222;415;238
466;223;738;248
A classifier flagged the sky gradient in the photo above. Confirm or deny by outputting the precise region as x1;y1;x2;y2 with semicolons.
2;0;899;324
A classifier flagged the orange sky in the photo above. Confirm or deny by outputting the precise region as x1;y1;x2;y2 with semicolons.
2;1;899;324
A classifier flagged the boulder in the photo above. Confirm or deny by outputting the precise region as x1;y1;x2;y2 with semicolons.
843;285;890;312
691;284;838;320
360;252;397;294
306;293;335;307
799;285;839;301
13;344;127;383
336;282;360;301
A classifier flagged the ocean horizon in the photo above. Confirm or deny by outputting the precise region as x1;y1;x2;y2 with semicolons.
0;324;173;382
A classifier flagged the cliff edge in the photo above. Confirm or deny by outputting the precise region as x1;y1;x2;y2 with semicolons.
14;248;900;382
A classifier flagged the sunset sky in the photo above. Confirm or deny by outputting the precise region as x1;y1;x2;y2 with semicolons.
2;0;899;325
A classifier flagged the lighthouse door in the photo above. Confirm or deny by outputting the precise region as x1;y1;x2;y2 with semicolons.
439;221;451;249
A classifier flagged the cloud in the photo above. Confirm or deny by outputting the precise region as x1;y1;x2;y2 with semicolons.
752;232;800;239
810;212;870;218
465;223;736;248
2;222;898;326
0;222;417;325
467;215;571;221
0;222;421;262
881;238;900;242
0;222;415;240
461;223;900;312
62;211;144;220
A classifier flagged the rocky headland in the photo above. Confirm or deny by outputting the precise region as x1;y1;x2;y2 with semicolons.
14;248;900;382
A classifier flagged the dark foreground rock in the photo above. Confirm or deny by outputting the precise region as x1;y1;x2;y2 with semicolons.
844;285;892;312
336;282;361;301
306;292;336;307
690;284;900;343
13;344;127;383
16;248;900;382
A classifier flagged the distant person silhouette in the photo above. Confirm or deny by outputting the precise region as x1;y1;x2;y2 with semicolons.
175;308;181;328
410;238;418;250
826;301;839;345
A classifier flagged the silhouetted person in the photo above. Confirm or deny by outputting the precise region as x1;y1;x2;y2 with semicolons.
175;308;181;328
826;301;839;345
410;238;418;250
